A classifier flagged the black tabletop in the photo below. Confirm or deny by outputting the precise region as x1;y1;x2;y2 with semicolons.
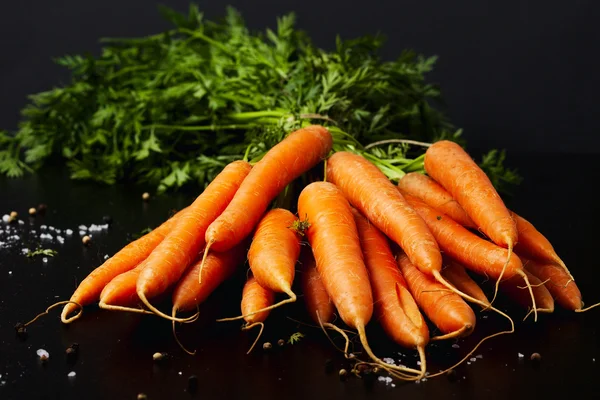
1;152;599;400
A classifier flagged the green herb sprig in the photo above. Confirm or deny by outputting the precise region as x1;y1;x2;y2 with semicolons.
0;3;520;193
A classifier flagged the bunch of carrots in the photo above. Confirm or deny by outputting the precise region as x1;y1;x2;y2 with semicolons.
42;125;595;381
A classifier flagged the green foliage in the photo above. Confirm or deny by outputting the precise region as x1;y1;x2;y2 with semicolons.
0;3;518;193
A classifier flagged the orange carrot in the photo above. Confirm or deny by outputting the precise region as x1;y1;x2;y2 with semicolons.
499;270;554;318
424;140;517;306
326;151;441;275
61;208;186;323
202;125;332;276
401;191;537;320
441;259;490;308
239;276;275;354
522;258;582;311
297;181;421;379
98;265;153;315
512;212;573;280
397;251;476;341
136;160;252;322
172;243;247;314
352;208;428;374
397;172;476;228
300;247;334;325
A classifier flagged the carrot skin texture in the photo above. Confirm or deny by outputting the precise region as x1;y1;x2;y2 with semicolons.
99;266;145;307
522;258;582;310
247;208;300;294
441;260;490;307
352;208;429;349
499;270;554;312
398;172;476;228
512;212;568;270
300;247;335;325
424;140;516;248
172;243;247;313
402;192;523;280
206;125;332;252
397;252;476;335
326;151;441;275
136;160;251;300
297;181;373;329
61;208;185;320
242;277;275;325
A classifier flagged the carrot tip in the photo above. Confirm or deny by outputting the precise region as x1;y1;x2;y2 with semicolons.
26;300;83;327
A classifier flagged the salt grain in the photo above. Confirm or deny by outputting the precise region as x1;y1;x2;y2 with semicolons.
37;349;50;359
383;357;395;365
467;362;471;365
2;215;9;223
78;225;87;231
42;257;48;263
79;231;86;236
452;344;460;349
104;255;109;260
68;371;76;378
41;225;47;230
178;371;182;376
476;354;483;359
49;226;55;231
518;353;524;358
18;220;24;225
65;229;73;235
8;271;12;275
470;357;477;362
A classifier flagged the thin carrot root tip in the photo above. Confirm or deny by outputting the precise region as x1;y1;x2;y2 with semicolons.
516;269;538;322
216;292;297;323
60;301;85;324
242;322;264;355
517;278;550;289
25;300;83;328
356;324;423;380
430;324;473;342
198;241;213;284
98;302;155;315
486;244;513;310
574;302;600;313
172;308;197;356
138;291;199;323
322;323;351;357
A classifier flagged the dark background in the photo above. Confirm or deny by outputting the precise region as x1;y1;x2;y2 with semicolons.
1;0;599;154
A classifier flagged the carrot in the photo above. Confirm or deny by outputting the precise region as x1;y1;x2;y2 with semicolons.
218;208;300;324
397;172;476;228
499;270;554;319
300;247;334;326
170;242;247;354
136;160;252;322
239;276;276;354
401;191;537;321
61;208;186;323
297;181;421;379
441;259;490;308
326;151;441;276
522;258;582;311
397;251;475;341
424;140;517;305
98;265;154;315
352;208;428;376
200;125;333;279
512;211;573;280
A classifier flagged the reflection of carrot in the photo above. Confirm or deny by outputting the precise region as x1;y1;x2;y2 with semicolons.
297;181;421;379
240;276;275;354
424;140;517;306
136;160;252;322
522;258;582;311
397;251;476;341
441;260;490;308
398;172;475;228
352;208;428;377
201;125;332;278
61;208;186;323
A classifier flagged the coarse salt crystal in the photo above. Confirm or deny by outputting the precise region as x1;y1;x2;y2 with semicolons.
476;354;483;359
57;237;65;244
36;349;49;359
178;371;182;376
18;220;24;225
78;225;87;231
518;353;524;358
42;257;48;263
68;371;76;378
55;229;61;234
79;231;86;236
391;383;396;387
41;225;47;230
65;229;73;235
470;357;477;362
2;215;9;223
467;362;471;365
8;271;12;275
11;235;20;240
49;226;55;231
104;255;109;260
417;361;421;366
383;357;395;365
452;344;460;349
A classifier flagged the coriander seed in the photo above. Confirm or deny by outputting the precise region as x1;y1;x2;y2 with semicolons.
82;235;91;245
29;207;37;216
142;192;150;201
263;342;272;350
